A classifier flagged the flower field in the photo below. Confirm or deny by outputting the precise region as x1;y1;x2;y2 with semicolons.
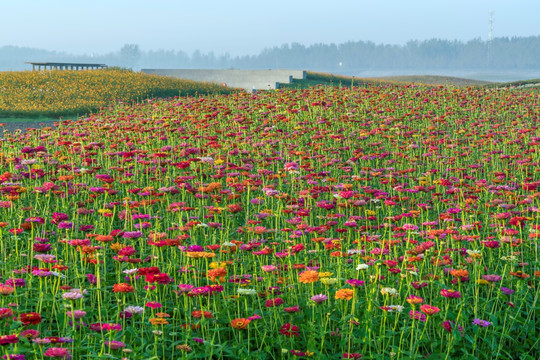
0;69;232;118
0;84;538;360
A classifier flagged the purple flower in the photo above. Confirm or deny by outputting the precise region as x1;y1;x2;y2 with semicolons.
122;231;143;239
482;274;501;282
79;224;95;232
57;221;73;229
3;355;25;360
86;274;98;285
472;319;491;327
193;337;204;344
500;287;514;295
310;294;328;303
5;278;25;287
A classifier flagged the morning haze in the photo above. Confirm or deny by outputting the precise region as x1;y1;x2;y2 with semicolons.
1;0;540;81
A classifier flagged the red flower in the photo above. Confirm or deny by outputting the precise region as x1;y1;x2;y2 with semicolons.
265;297;284;308
112;283;134;293
19;312;42;325
280;323;299;337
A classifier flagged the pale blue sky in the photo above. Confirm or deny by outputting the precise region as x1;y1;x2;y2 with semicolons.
1;0;539;55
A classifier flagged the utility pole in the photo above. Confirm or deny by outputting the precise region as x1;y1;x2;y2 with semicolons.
487;10;494;68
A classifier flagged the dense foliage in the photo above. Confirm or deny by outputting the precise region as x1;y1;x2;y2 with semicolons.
0;85;538;359
2;36;540;73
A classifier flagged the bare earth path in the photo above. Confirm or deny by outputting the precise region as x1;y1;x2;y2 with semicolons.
1;120;57;137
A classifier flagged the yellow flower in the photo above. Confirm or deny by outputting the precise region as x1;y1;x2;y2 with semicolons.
209;261;228;269
110;242;123;252
318;272;333;278
320;278;338;286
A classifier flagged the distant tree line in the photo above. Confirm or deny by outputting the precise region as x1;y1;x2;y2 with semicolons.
1;36;539;73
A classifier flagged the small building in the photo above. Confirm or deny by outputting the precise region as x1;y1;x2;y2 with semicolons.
26;62;108;71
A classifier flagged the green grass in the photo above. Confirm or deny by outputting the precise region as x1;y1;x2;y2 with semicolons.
484;78;540;88
280;71;540;89
364;74;492;86
279;71;380;89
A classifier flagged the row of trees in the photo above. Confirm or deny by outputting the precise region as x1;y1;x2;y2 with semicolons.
1;36;540;73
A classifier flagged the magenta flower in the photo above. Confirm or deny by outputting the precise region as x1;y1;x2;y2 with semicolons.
472;319;491;327
43;347;71;359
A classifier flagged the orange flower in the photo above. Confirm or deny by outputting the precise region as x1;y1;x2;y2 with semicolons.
207;268;227;283
298;270;319;284
335;289;354;300
149;318;169;325
95;235;114;242
112;283;134;293
230;318;250;329
510;271;530;279
449;269;469;278
191;310;212;319
406;295;424;305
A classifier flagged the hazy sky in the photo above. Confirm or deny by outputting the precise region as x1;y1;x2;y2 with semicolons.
2;0;539;56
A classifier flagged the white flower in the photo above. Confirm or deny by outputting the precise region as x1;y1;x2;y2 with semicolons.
222;241;235;247
387;305;404;313
21;159;38;165
356;264;369;270
237;288;257;296
199;157;214;163
50;271;65;278
125;306;144;315
380;287;399;297
123;269;139;275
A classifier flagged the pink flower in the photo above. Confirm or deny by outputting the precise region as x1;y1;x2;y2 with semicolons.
409;310;426;322
145;301;162;309
420;304;440;316
43;347;71;359
440;289;462;298
284;162;299;171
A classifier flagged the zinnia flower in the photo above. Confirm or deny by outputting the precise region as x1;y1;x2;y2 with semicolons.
280;323;299;337
472;318;491;327
419;304;440;316
265;297;284;307
104;340;126;350
230;318;250;330
335;289;354;300
43;347;71;359
113;283;135;293
406;295;423;305
409;310;426;322
298;270;319;284
310;294;328;303
19;312;42;325
440;289;462;298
